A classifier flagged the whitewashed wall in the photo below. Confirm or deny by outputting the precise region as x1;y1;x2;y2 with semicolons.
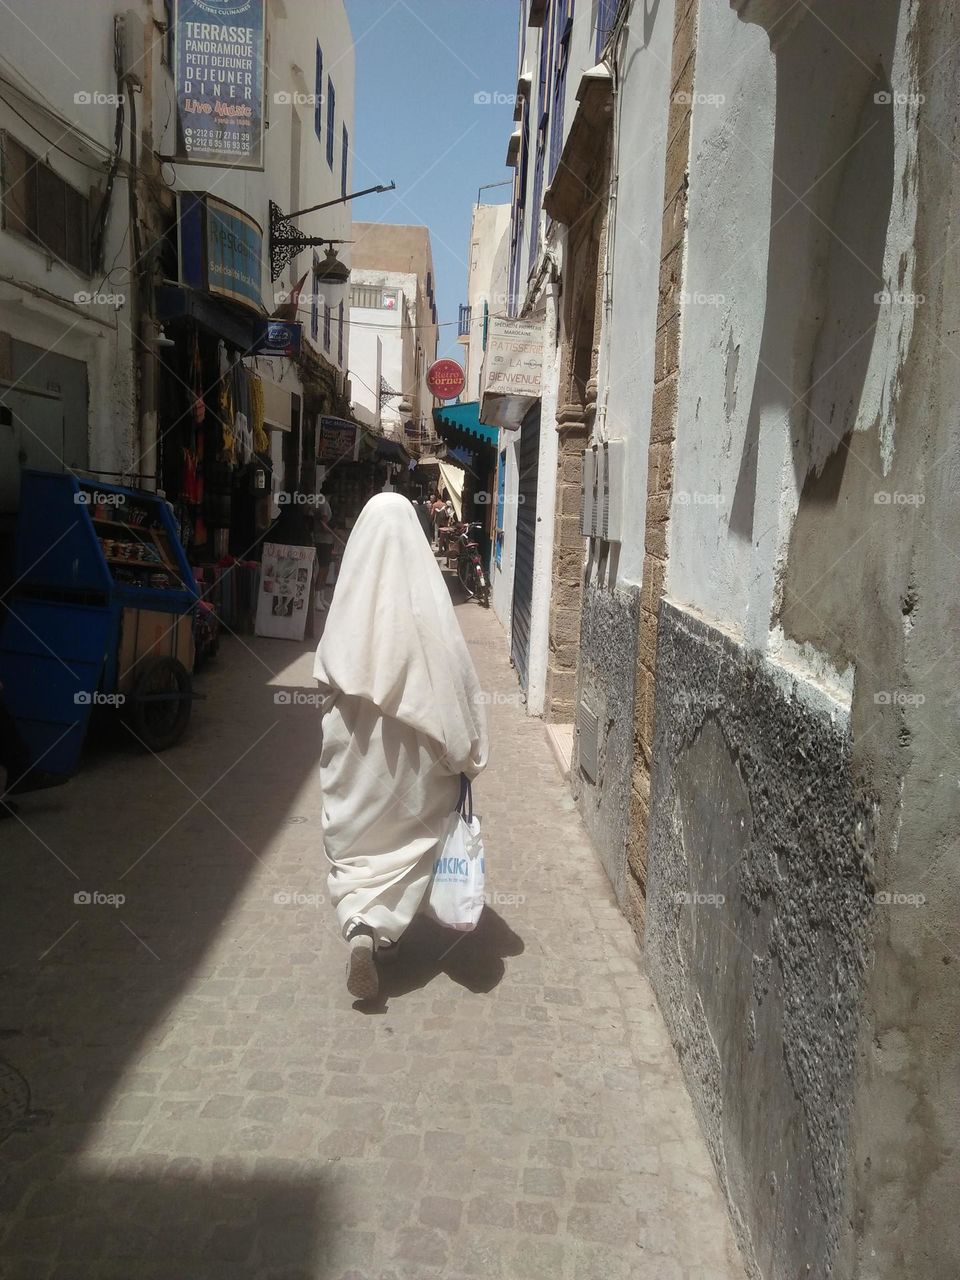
0;0;138;477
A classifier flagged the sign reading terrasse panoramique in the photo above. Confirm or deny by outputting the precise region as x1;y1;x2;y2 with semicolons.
174;0;266;170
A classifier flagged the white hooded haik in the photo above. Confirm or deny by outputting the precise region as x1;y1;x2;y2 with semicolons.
314;493;489;941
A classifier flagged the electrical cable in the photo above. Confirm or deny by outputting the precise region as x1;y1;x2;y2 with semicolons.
90;20;126;271
0;91;111;170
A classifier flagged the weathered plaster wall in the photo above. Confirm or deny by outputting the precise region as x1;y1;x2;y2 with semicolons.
776;2;960;1274
662;0;773;635
646;600;874;1280
650;0;960;1276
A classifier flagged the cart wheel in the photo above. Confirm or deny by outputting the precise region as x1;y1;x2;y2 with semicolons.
127;657;192;752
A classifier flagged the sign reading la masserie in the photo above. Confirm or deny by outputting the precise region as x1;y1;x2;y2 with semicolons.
174;0;266;170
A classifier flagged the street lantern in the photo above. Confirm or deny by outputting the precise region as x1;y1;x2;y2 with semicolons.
313;244;350;286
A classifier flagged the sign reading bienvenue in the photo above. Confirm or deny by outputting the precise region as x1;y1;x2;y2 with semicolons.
174;0;266;170
479;317;544;430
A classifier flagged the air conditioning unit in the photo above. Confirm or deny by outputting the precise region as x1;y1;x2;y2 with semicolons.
598;439;624;542
581;444;599;539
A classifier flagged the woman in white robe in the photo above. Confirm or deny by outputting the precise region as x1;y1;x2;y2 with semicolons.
314;492;489;999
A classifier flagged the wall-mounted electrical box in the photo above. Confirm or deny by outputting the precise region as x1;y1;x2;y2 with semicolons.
598;439;624;542
580;444;599;539
581;440;624;542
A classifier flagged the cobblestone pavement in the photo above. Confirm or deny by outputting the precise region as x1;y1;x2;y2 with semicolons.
0;593;744;1279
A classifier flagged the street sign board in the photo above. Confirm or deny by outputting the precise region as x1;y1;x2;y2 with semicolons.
252;320;302;358
174;0;266;170
479;317;543;429
318;417;358;464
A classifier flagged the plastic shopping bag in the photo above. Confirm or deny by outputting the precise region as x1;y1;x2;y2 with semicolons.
428;777;485;932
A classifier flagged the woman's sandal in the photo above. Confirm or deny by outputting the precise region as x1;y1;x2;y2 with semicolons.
345;922;379;1000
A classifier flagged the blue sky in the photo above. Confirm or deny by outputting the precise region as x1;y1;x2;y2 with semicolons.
344;0;518;359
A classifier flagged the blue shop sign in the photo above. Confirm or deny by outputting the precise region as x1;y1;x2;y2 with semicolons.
252;319;302;358
179;192;263;314
206;196;263;311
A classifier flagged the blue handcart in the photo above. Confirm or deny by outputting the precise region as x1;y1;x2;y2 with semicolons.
0;470;201;778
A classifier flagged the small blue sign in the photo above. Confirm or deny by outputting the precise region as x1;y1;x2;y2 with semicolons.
252;320;302;358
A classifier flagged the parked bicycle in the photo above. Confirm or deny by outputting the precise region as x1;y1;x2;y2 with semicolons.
456;522;490;607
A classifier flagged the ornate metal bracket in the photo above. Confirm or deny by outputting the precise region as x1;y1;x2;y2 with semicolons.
269;201;349;281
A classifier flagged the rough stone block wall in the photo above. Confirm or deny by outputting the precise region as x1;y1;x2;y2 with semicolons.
544;418;588;721
627;0;699;939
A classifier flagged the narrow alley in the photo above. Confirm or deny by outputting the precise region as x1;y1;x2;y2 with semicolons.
0;598;742;1280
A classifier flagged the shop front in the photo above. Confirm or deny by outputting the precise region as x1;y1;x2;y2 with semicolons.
432;401;500;567
313;420;413;613
155;193;306;633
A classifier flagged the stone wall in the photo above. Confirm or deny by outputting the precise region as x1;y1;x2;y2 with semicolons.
543;156;609;724
628;0;698;936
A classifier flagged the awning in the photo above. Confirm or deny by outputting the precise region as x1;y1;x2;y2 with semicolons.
261;377;293;432
437;459;465;521
359;432;412;464
433;401;499;452
156;284;260;351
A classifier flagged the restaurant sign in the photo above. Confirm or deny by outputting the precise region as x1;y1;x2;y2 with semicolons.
179;192;263;314
479;317;543;430
174;0;266;170
426;358;466;402
318;417;359;464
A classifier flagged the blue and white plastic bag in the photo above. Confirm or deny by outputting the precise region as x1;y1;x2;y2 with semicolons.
428;778;485;932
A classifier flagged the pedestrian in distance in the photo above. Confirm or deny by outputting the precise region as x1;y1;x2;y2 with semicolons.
314;492;489;1000
412;492;433;539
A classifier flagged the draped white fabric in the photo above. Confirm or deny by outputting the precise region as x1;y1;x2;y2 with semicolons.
314;493;488;777
314;493;489;939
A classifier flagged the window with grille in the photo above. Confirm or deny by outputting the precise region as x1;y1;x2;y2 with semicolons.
341;124;349;198
311;261;320;341
595;0;618;57
323;300;332;351
549;1;573;184
321;44;330;140
337;299;344;364
2;133;91;274
326;77;336;168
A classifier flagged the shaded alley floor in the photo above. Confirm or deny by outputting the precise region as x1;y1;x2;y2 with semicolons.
0;595;744;1280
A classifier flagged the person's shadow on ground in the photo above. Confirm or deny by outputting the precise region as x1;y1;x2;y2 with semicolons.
357;907;524;1011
